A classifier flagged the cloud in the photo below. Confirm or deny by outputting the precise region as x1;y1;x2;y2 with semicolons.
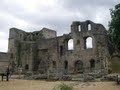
0;32;8;52
0;0;119;52
60;0;119;9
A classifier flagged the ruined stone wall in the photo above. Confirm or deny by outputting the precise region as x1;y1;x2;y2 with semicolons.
8;28;26;72
8;27;57;73
40;28;57;39
8;20;110;75
35;38;59;74
17;42;36;72
57;20;110;74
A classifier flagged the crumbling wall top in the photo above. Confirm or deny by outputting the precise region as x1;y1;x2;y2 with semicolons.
71;20;107;33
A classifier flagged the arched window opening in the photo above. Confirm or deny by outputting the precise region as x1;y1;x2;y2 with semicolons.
25;64;29;70
75;60;83;73
52;61;56;68
90;59;95;68
68;39;74;50
88;24;91;30
78;25;81;32
85;37;93;49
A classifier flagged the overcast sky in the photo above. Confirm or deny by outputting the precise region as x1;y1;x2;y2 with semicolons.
0;0;119;52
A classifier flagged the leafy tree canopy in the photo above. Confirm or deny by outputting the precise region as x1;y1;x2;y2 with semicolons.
109;3;120;50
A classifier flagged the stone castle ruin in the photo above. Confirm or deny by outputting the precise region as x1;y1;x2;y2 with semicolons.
0;20;120;79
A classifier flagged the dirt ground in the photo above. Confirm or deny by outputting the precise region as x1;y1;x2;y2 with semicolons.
0;79;120;90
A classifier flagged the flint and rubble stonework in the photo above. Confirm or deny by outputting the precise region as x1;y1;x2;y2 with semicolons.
8;20;111;76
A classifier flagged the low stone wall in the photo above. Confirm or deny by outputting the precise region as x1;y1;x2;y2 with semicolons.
0;52;9;73
0;52;9;61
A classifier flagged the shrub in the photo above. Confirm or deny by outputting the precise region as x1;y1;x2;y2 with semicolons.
53;83;73;90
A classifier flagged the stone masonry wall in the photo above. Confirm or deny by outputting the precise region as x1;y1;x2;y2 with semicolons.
8;20;110;76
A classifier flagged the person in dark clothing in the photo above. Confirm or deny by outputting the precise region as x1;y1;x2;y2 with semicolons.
6;66;10;81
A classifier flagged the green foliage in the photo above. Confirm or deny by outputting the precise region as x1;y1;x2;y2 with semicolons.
109;3;120;50
52;83;73;90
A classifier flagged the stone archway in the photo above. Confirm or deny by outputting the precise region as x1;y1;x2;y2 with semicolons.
74;60;84;73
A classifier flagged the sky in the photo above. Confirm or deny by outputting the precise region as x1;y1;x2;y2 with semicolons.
0;0;119;52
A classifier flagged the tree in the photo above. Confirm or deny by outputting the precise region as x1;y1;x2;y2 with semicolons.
109;3;120;50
